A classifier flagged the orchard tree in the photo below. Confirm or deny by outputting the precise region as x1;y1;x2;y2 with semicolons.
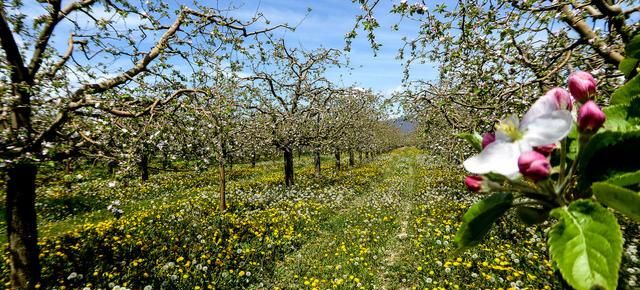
0;0;289;287
349;0;640;159
317;87;380;172
245;40;343;187
173;71;244;212
234;113;273;167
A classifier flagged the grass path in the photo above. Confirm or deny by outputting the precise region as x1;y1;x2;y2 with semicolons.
379;152;417;290
259;148;422;289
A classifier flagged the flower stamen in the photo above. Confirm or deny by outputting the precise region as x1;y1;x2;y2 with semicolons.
496;117;523;141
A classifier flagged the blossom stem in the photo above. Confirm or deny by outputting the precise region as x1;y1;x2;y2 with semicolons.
539;179;556;196
558;139;567;184
509;179;543;194
519;191;559;207
498;181;556;205
513;199;555;209
559;133;590;197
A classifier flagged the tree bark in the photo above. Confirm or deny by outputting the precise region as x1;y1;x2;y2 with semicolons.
6;162;41;289
251;152;256;168
217;132;227;212
218;155;226;212
140;152;149;182
227;154;233;170
560;5;623;66
335;150;341;171
64;159;72;174
107;160;117;176
162;152;170;169
348;150;355;167
283;147;294;187
314;150;321;178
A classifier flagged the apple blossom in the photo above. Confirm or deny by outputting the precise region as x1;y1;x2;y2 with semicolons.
463;93;573;179
521;88;573;127
534;144;556;156
577;100;606;133
568;71;597;102
517;151;551;181
482;132;496;149
464;175;484;192
545;88;573;111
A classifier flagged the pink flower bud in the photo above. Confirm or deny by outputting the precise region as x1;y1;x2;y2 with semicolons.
518;151;551;181
545;87;573;111
534;144;556;156
464;175;483;192
482;132;496;149
577;100;606;133
568;71;597;102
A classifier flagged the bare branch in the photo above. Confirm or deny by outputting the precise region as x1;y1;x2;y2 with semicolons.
560;4;623;66
28;0;98;77
0;9;29;83
42;34;76;78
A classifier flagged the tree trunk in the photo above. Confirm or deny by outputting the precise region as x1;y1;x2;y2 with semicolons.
283;148;294;187
359;151;363;163
366;152;370;159
64;159;72;174
162;152;170;169
251;152;256;168
140;152;149;182
6;162;41;289
335;150;341;171
218;155;226;212
314;150;321;178
107;160;117;176
349;150;355;167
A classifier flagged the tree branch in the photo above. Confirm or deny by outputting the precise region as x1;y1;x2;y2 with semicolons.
560;4;623;66
28;0;98;77
0;9;29;83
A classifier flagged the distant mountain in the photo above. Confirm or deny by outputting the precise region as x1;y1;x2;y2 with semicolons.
391;117;416;134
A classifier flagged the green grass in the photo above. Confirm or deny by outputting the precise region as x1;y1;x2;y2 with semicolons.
0;154;344;243
2;148;638;289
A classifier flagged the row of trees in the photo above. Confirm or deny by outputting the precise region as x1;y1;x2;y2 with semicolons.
349;0;638;160
0;1;407;288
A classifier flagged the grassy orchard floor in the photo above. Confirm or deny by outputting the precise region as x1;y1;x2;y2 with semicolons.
0;155;338;243
2;148;639;289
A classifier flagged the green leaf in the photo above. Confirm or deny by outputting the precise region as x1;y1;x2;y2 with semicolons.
602;97;640;131
515;206;549;225
578;129;640;188
567;137;579;160
484;172;508;183
610;74;640;105
625;34;640;59
456;132;483;152
548;200;622;290
592;182;640;222
605;170;640;187
619;58;638;79
454;192;513;250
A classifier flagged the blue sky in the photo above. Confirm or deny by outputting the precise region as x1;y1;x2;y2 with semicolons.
228;0;439;96
16;0;440;99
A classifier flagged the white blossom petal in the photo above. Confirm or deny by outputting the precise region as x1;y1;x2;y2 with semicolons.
463;141;522;179
495;115;519;142
521;94;558;129
522;110;573;147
